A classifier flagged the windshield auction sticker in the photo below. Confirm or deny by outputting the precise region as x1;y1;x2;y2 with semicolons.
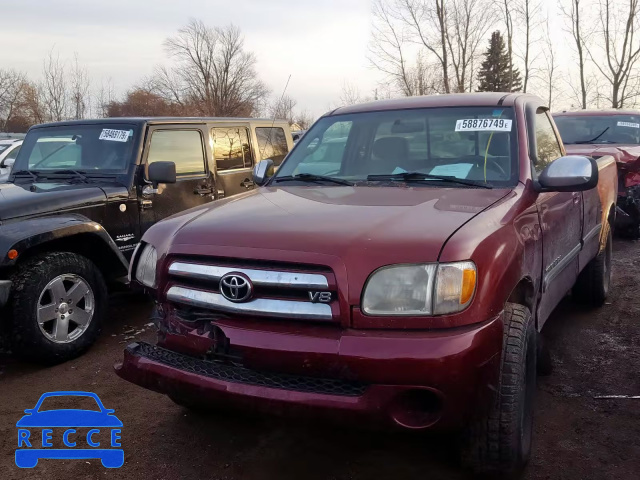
617;121;640;128
15;391;124;468
99;129;130;142
455;118;512;132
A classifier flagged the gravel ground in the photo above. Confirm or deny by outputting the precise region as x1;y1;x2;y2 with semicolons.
1;240;639;479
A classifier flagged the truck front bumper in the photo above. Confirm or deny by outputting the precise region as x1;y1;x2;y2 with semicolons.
115;314;503;430
0;280;11;308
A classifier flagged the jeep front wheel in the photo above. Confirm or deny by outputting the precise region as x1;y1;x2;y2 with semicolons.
10;252;107;364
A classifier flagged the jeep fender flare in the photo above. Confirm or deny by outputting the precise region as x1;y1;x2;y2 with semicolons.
0;214;128;276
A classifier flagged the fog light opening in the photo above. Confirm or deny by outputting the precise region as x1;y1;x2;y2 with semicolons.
390;389;443;429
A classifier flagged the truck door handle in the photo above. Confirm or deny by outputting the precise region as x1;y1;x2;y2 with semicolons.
240;178;254;189
194;186;214;195
573;192;581;204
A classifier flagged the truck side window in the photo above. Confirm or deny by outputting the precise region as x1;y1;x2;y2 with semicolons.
148;130;206;176
255;127;288;166
213;127;253;171
534;112;563;173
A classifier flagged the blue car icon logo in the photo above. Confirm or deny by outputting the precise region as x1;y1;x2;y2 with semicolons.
16;391;123;468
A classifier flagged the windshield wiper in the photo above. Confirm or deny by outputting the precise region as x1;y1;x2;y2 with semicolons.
367;171;493;189
575;127;610;144
11;170;39;181
274;173;354;186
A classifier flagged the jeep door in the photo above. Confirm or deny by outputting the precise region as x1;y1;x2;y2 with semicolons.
139;125;214;234
211;125;256;198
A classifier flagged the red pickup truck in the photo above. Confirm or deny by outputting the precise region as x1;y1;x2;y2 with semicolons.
116;93;617;475
554;110;640;236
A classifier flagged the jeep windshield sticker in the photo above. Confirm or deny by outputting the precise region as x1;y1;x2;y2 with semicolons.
430;163;473;177
617;121;640;128
99;129;130;142
455;118;512;132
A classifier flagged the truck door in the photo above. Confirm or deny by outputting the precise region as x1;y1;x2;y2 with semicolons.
212;126;255;198
139;126;214;234
534;111;583;326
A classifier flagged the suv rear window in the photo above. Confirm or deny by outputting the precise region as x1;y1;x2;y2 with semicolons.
256;127;289;166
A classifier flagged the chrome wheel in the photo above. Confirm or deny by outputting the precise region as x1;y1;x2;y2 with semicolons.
37;274;95;344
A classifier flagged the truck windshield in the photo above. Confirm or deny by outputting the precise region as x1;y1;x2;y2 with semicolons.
274;107;518;188
13;124;139;175
555;115;640;144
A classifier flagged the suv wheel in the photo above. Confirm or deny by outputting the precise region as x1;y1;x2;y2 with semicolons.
462;302;537;476
10;252;107;364
572;228;612;306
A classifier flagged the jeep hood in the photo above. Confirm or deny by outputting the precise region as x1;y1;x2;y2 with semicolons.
167;186;511;264
0;181;119;221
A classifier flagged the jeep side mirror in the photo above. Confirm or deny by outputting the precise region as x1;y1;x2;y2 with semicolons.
537;155;598;192
253;159;274;186
148;161;177;188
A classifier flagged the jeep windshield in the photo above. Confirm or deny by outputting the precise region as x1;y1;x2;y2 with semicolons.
12;124;139;178
273;106;518;188
555;114;640;144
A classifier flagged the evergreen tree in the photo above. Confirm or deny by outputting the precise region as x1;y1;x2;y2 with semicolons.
477;31;522;92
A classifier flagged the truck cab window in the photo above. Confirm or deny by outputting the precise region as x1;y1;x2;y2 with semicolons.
255;127;288;166
534;112;563;173
213;127;253;171
148;130;206;176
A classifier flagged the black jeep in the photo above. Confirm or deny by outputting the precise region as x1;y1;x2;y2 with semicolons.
0;117;293;362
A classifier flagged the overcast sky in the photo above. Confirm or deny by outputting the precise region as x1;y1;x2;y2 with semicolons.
0;0;382;117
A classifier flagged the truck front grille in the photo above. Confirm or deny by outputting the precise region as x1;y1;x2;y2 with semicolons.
166;259;338;322
130;342;367;397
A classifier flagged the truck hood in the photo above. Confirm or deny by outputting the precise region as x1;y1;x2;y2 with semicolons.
565;144;640;171
168;186;511;264
0;181;117;221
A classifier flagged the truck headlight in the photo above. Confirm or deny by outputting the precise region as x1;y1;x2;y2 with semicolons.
361;261;476;316
135;243;158;288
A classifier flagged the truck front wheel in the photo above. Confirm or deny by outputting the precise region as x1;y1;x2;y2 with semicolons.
462;302;536;476
9;252;107;364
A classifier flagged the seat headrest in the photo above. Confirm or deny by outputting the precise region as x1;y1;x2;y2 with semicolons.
373;136;409;162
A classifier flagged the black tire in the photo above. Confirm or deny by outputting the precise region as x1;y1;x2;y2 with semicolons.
462;303;537;477
572;228;613;307
9;252;107;364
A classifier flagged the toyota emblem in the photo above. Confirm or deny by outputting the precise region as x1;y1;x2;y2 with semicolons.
219;273;253;303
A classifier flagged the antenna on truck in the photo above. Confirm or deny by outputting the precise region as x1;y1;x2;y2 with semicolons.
260;74;292;160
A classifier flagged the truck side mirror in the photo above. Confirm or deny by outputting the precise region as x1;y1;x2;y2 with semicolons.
537;155;598;192
148;161;177;188
1;158;15;168
253;159;274;186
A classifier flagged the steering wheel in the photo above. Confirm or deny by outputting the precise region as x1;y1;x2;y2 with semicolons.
484;158;508;177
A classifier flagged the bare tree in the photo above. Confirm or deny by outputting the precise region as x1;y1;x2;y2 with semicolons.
561;0;589;108
445;0;492;92
293;110;314;130
340;80;363;105
396;0;451;93
586;0;640;108
95;77;115;118
541;18;559;108
269;94;297;124
69;53;90;119
161;19;269;117
514;0;542;92
0;69;26;130
369;0;418;96
42;49;68;121
500;0;515;91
